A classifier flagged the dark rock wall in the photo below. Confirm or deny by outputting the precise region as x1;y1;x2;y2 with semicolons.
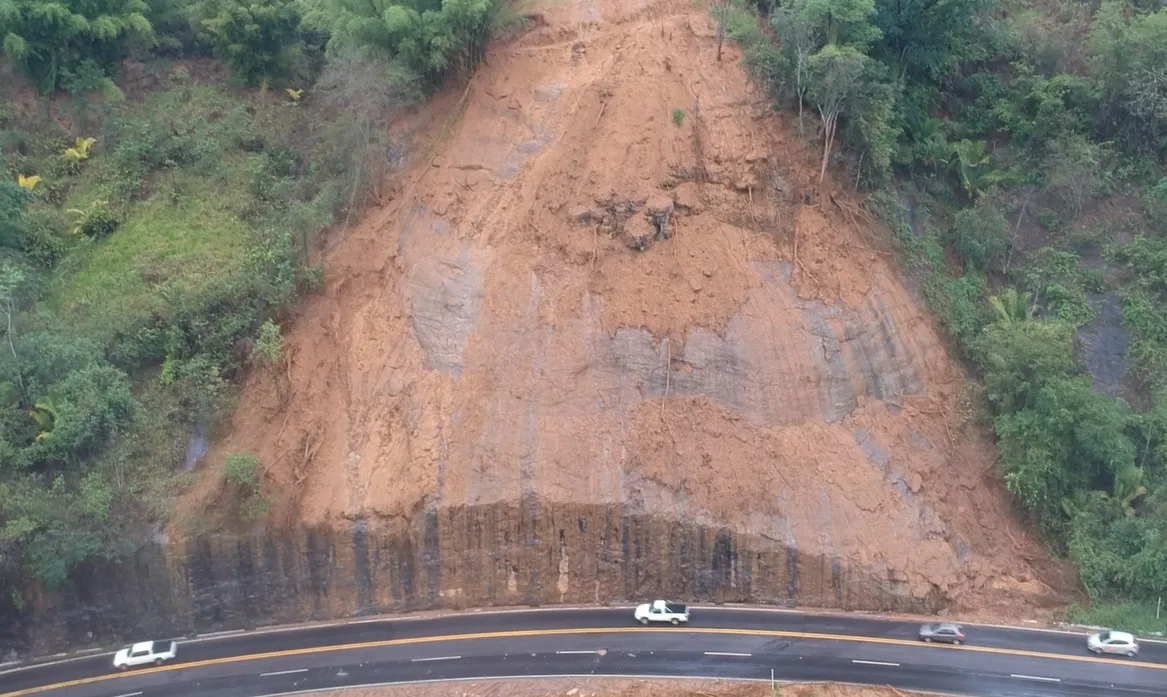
5;500;945;655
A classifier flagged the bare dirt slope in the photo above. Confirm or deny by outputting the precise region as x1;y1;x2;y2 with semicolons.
179;0;1066;614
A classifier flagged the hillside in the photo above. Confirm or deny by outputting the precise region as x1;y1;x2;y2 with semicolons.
174;0;1061;617
5;0;1167;651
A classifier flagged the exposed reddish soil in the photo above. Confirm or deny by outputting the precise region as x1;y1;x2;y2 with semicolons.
177;0;1072;616
319;679;930;697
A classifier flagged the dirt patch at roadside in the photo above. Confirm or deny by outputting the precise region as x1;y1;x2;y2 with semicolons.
175;0;1073;616
314;680;929;697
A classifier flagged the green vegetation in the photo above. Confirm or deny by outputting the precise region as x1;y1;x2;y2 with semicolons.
222;451;268;522
222;452;258;491
724;0;1167;622
188;0;310;86
305;0;510;99
0;0;504;616
252;319;283;365
0;0;154;93
1066;599;1167;636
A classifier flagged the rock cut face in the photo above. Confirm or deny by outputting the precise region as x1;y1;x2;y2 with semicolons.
181;0;1063;616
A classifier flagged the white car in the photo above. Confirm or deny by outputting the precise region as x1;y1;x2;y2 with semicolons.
1087;630;1139;657
634;599;690;625
113;640;178;670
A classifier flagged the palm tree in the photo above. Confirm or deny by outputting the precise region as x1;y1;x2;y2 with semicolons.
988;288;1033;324
950;139;1005;199
1112;466;1147;518
28;395;59;442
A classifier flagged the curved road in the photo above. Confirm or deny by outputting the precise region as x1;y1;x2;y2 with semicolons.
2;607;1165;697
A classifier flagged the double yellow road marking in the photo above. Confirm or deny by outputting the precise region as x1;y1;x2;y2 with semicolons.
4;626;1165;697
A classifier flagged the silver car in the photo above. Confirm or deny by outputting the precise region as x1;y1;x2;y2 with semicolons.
918;623;966;644
1087;630;1139;657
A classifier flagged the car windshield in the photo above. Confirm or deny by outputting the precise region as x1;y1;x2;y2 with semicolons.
1099;631;1111;642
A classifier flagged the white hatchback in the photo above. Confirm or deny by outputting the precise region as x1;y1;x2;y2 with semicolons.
1087;630;1139;657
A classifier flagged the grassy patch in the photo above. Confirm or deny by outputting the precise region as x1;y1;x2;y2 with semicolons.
48;170;252;343
1065;601;1167;637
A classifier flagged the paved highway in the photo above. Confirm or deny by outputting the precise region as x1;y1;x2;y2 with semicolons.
2;606;1165;697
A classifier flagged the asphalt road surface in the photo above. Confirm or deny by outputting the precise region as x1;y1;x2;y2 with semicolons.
2;606;1165;697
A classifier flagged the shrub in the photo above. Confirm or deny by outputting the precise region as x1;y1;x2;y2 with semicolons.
0;176;32;250
67;200;121;238
0;471;130;588
165;354;227;424
222;452;261;495
253;319;283;365
1013;247;1096;327
928;272;990;351
23;364;138;469
950;201;1009;272
1043;134;1106;217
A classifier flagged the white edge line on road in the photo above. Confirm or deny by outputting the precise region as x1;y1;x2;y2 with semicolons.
220;622;352;638
73;649;102;655
109;692;142;697
1010;674;1061;683
260;668;310;677
704;651;752;657
554;650;600;655
0;662;22;670
201;630;247;639
409;656;461;663
850;659;900;667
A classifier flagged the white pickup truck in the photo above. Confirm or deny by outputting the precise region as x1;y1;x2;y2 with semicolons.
113;640;178;670
634;599;690;625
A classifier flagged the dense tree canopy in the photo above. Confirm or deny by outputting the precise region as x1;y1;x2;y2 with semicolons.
306;0;499;88
870;0;994;83
0;0;154;91
1088;1;1167;154
189;0;304;85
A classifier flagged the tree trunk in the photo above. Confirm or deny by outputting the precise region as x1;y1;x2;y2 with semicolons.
715;2;726;62
818;112;837;191
2;300;24;398
797;90;804;135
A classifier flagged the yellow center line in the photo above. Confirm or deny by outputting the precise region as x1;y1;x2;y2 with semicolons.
3;626;1164;697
